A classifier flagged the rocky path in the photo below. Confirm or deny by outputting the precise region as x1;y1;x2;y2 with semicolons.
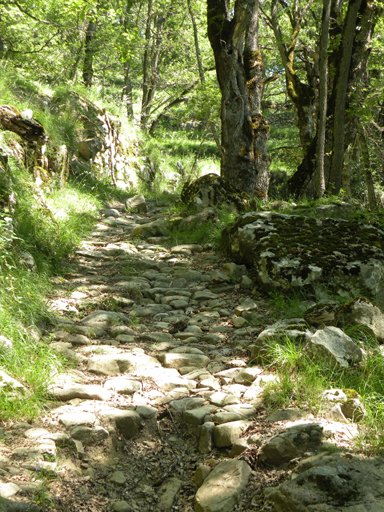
0;198;366;512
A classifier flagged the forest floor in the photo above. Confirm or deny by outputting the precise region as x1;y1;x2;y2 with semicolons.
0;196;363;512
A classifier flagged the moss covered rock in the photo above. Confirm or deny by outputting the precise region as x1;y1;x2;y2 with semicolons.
181;174;251;211
223;211;384;308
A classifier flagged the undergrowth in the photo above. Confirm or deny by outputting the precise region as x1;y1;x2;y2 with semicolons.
261;332;384;455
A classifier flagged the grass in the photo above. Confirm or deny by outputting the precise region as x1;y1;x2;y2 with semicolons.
260;331;384;455
167;203;237;248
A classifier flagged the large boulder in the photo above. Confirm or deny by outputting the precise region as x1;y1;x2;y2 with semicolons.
222;211;384;308
265;454;384;512
303;326;363;369
194;460;251;512
181;174;250;211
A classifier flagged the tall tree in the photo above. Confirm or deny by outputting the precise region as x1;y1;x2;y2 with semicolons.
207;0;270;197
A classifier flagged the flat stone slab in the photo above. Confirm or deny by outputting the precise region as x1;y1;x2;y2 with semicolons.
194;460;251;512
104;378;141;395
157;353;210;369
59;412;96;427
51;385;113;401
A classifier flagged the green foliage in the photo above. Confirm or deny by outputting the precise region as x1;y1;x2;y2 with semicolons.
261;331;384;455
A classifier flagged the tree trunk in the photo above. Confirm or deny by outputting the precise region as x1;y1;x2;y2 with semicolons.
288;0;380;198
83;20;97;88
315;0;331;198
207;0;270;197
188;0;205;85
122;65;134;119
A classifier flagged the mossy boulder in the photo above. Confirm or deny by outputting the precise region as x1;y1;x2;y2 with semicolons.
181;174;251;211
223;211;384;308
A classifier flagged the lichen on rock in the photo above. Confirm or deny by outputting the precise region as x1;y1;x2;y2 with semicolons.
223;211;384;308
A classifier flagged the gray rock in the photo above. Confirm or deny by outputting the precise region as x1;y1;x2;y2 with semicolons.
51;385;112;401
265;455;384;512
157;477;182;511
0;497;41;511
259;423;323;467
70;426;109;445
112;500;133;512
212;412;241;424
235;298;258;315
158;353;210;369
59;412;96;427
104;378;141;395
109;470;127;485
183;405;216;425
87;354;132;376
193;465;212;487
266;408;309;422
132;219;168;238
213;420;251;448
303;300;340;327
102;409;141;439
198;422;215;454
81;310;131;329
335;297;384;342
223;211;384;308
169;397;207;421
126;194;147;214
303;326;363;369
194;460;251;512
234;367;263;385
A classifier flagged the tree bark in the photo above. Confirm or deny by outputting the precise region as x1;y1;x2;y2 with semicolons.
83;20;97;88
207;0;270;197
288;0;380;198
315;0;331;198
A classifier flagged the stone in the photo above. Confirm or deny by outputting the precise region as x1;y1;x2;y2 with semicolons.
104;378;141;395
234;298;258;316
212;412;241;424
198;422;215;454
0;335;12;352
112;500;133;512
321;389;366;422
183;405;216;425
265;455;384;512
136;405;157;419
158;477;182;511
213;420;251;448
51;385;112;401
234;367;263;385
0;483;20;499
157;353;210;369
223;211;384;309
0;497;41;511
303;300;340;327
335;297;384;342
169;397;207;421
194;460;251;512
229;438;249;457
240;275;253;289
126;194;147;214
87;354;132;376
233;317;246;328
132;219;168;238
70;426;109;445
193;465;212;487
303;326;363;369
109;471;126;485
0;370;27;394
59;412;96;427
102;409;141;440
193;290;218;301
81;310;131;329
259;423;323;467
24;428;50;440
266;408;309;422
